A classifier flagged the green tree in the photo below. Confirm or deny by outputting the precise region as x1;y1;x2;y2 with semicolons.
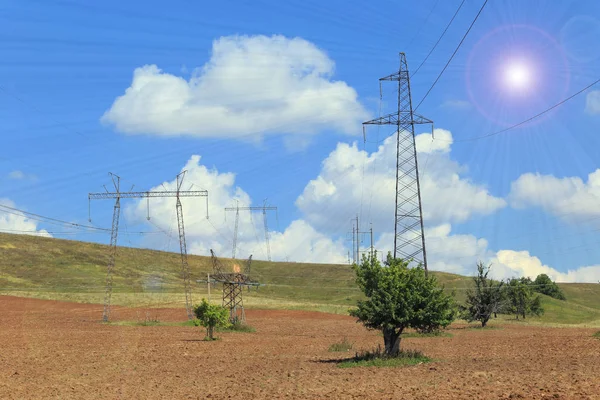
193;298;230;340
533;274;565;300
506;278;544;319
349;252;455;357
462;261;504;328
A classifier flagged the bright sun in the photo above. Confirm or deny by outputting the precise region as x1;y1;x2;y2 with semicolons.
503;62;532;91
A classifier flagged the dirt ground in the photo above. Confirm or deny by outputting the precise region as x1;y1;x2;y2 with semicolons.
1;296;599;400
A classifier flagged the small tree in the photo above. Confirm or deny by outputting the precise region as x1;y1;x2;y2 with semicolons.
462;261;504;327
533;274;565;300
506;278;544;319
193;298;230;340
349;252;455;357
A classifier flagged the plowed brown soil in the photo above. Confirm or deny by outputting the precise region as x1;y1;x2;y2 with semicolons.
1;296;599;399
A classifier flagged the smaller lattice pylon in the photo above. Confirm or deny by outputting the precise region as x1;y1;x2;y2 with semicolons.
208;249;259;323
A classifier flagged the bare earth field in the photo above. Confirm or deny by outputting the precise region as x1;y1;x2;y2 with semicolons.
1;296;599;399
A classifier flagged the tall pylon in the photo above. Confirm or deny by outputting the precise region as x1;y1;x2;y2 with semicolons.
363;52;433;274
224;201;277;261
89;171;209;321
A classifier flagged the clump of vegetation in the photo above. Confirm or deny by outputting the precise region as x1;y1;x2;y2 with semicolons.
328;337;354;352
349;252;455;357
592;331;600;339
339;345;430;368
136;311;160;326
218;320;256;333
193;298;230;340
505;277;544;320
532;274;566;300
461;261;505;328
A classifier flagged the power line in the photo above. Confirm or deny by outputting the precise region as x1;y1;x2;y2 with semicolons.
0;229;97;235
414;0;488;112
405;0;442;49
454;76;600;142
411;0;467;78
0;204;109;231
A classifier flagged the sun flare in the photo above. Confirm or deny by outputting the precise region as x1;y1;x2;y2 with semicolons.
503;62;532;90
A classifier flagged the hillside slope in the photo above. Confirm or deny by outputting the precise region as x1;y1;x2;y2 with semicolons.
1;232;599;325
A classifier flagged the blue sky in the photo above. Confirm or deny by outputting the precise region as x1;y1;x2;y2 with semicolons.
1;0;600;281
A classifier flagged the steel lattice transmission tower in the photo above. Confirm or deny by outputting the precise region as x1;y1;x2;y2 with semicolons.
209;249;258;323
89;171;209;321
224;200;278;261
363;52;433;273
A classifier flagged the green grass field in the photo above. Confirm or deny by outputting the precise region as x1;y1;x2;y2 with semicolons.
1;232;600;326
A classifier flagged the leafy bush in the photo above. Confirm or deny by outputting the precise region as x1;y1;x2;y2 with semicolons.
350;252;455;356
219;320;256;333
193;298;230;340
533;274;566;300
328;337;354;352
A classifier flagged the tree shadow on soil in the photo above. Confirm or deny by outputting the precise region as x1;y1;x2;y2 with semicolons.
313;347;431;368
448;324;504;330
313;357;354;365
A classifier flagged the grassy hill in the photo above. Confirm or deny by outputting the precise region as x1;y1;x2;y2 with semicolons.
1;232;599;326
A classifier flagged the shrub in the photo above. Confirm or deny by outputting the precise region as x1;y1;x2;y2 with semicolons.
533;274;566;300
193;299;230;340
219;320;255;333
328;337;354;352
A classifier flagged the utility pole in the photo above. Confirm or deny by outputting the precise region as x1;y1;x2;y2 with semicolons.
363;52;433;275
370;223;374;260
351;225;356;264
348;217;370;265
100;173;120;323
224;201;278;261
355;215;360;265
89;171;209;321
231;200;240;259
262;200;272;262
207;273;211;303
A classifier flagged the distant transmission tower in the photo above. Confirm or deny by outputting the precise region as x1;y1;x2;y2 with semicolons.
89;171;209;321
363;52;433;274
224;200;277;261
209;249;259;323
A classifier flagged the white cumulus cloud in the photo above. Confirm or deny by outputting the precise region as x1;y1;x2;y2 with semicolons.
296;128;506;234
374;223;492;275
373;224;600;283
585;90;600;115
0;199;51;237
372;223;600;283
124;155;347;263
509;169;600;222
101;35;369;141
490;250;600;283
